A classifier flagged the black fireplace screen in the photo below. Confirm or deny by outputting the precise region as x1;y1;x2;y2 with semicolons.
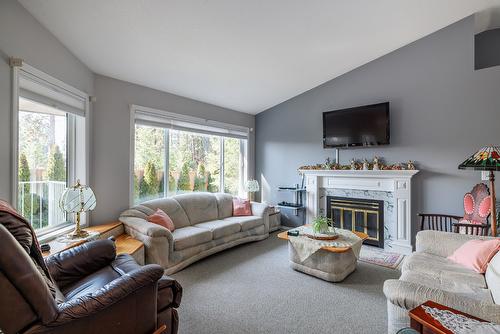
327;196;384;248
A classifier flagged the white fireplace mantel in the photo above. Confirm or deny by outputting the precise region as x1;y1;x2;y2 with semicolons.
299;169;419;255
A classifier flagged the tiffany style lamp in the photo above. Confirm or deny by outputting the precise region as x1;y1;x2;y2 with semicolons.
459;146;500;237
59;180;97;239
245;179;260;201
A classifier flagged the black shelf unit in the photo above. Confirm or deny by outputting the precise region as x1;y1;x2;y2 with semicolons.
277;187;306;228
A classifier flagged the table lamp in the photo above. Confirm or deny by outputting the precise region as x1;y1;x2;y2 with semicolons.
245;179;260;201
59;179;97;239
459;145;499;237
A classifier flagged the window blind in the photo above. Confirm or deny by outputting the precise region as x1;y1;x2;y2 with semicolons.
134;106;249;140
18;71;86;117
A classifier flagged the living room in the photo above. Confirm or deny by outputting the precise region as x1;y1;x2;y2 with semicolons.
0;1;499;333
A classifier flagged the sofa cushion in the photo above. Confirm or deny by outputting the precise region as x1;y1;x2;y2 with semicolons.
147;209;175;232
403;252;486;289
223;216;263;232
215;193;233;219
141;198;191;228
174;193;218;225
172;226;213;251
448;239;500;273
485;252;500;304
194;220;241;240
399;269;493;303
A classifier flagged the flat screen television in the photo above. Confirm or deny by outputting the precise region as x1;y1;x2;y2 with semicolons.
323;102;390;148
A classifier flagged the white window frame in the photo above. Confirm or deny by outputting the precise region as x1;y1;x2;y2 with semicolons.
12;62;90;240
129;104;249;206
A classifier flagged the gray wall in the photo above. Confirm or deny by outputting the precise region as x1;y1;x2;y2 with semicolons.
475;28;500;70
92;75;255;223
0;0;94;202
256;16;500;227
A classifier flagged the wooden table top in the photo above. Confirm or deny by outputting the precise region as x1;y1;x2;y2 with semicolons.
409;300;486;334
42;222;143;257
277;226;368;253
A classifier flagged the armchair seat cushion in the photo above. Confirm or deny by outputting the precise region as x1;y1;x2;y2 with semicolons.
173;226;213;251
61;254;141;301
223;215;263;232
402;252;486;289
194;220;241;240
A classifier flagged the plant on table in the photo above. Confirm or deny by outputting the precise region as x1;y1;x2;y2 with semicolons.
312;216;334;234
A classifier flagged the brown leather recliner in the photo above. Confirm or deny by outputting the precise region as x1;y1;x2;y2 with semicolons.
0;208;182;334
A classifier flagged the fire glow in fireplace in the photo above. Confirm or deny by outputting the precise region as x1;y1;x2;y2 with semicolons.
326;196;384;248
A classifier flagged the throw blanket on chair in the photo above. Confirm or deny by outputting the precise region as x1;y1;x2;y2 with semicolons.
0;199;57;298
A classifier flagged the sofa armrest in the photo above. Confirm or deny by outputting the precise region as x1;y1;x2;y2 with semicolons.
53;264;164;324
120;216;172;238
251;202;269;218
119;216;173;268
383;279;500;323
415;230;496;258
46;239;116;289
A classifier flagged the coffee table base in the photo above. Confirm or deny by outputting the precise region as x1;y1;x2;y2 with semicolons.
288;244;358;282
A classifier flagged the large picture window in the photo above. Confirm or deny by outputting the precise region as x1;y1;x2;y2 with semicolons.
13;64;89;236
131;106;248;205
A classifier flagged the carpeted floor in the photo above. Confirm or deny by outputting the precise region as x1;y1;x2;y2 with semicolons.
171;232;400;334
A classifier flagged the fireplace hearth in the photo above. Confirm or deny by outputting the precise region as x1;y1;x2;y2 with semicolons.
327;196;384;248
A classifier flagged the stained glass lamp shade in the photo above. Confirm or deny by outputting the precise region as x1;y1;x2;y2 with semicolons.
458;146;499;236
59;180;96;239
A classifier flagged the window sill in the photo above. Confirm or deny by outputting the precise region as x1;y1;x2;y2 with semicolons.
37;224;76;244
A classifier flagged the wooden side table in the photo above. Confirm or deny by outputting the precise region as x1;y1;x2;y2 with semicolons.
409;300;487;334
43;222;145;264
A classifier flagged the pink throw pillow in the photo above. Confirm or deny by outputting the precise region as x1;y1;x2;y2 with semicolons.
448;239;500;273
232;198;252;216
147;208;175;232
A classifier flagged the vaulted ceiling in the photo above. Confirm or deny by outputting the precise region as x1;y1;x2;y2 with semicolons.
19;0;500;114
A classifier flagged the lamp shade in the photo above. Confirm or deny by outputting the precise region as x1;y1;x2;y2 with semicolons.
244;179;260;192
458;146;500;171
59;180;96;213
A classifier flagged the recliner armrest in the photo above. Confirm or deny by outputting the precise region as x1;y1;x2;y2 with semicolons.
46;239;116;289
53;264;164;324
158;275;183;310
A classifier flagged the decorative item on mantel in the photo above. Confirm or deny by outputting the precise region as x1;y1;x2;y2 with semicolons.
244;179;260;201
298;156;417;171
373;156;380;170
57;179;98;242
459;145;500;237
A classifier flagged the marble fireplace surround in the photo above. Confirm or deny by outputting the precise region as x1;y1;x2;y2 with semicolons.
300;169;419;255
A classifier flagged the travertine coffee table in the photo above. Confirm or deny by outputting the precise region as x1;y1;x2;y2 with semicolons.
277;228;368;282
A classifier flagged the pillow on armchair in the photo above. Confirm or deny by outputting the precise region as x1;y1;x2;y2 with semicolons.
232;198;252;216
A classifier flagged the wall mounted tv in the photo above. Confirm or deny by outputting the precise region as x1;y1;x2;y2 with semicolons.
323;102;390;148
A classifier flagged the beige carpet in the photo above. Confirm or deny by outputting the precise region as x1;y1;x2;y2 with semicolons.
171;232;400;334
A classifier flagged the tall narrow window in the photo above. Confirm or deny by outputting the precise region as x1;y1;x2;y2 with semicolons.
14;64;88;235
132;106;248;205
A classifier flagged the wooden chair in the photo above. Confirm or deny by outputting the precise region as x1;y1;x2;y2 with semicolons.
419;183;491;236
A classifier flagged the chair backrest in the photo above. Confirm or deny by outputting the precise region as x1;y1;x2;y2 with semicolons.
462;183;491;225
485;251;500;304
0;224;58;333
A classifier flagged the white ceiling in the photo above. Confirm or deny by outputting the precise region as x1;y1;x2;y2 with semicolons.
18;0;500;114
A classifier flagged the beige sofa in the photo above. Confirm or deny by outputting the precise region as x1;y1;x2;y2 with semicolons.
119;192;270;274
383;230;500;333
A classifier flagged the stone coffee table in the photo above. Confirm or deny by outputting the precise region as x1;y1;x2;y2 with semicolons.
277;227;368;282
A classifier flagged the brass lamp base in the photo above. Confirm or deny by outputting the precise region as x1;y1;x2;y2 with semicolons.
66;211;89;239
66;227;89;239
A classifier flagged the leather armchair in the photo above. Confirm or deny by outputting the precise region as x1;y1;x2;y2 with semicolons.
0;223;182;334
